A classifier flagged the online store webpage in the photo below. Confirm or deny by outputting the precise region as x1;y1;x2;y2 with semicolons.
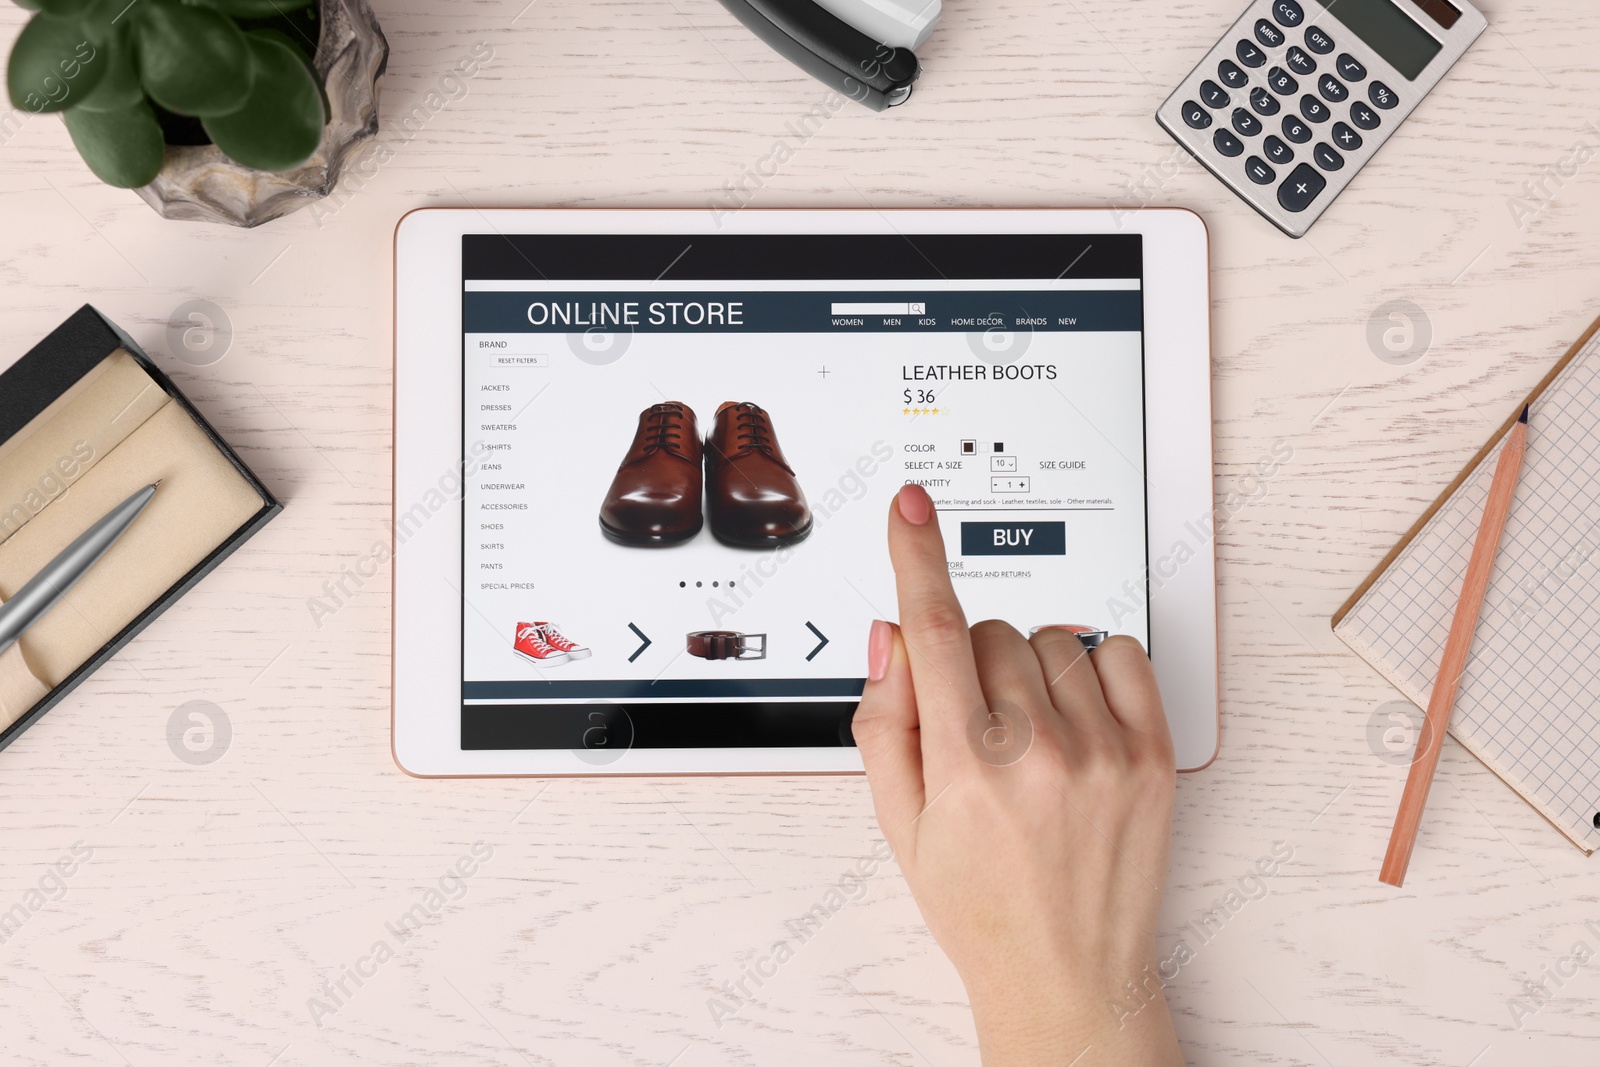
457;234;1147;749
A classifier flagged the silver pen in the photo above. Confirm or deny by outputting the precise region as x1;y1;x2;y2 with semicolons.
0;482;161;656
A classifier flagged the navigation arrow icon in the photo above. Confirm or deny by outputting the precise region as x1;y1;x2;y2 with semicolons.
804;621;829;662
627;623;652;662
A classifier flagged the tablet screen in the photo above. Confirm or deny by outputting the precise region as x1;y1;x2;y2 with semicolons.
455;233;1147;752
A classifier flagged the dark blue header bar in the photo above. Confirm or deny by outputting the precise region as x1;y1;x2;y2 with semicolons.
463;290;1142;333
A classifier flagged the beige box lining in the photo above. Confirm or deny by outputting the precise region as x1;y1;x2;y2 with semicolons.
0;351;266;729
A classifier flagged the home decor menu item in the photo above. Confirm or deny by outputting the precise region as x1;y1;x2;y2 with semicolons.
716;0;920;111
599;401;704;546
393;208;1217;776
1156;0;1485;237
1334;314;1600;854
0;306;282;751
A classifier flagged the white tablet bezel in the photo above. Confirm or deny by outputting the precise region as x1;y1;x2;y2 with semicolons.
393;208;1218;777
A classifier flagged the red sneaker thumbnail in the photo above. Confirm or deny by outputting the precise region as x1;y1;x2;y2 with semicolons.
514;622;570;666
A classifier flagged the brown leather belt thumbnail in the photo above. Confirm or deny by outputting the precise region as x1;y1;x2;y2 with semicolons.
686;630;767;660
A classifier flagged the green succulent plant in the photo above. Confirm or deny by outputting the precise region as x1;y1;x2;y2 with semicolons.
6;0;327;188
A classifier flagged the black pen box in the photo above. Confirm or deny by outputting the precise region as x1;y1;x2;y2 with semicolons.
0;305;282;752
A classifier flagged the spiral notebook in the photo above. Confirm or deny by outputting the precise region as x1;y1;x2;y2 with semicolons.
1334;314;1600;854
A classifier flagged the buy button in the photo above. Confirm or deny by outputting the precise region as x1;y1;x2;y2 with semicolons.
959;521;1066;556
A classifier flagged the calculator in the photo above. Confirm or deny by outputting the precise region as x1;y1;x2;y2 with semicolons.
1156;0;1485;238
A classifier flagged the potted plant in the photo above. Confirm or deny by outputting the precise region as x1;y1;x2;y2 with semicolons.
5;0;387;226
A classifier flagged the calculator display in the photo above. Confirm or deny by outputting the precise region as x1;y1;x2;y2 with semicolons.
1330;0;1444;80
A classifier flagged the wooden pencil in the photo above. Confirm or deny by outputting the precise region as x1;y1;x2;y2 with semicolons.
1380;404;1530;888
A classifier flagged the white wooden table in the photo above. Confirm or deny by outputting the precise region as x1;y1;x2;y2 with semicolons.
4;1;1600;1063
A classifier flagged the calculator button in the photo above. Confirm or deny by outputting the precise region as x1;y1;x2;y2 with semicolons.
1254;19;1286;48
1284;47;1315;76
1236;40;1267;68
1250;88;1280;116
1266;66;1299;95
1278;162;1327;212
1304;25;1334;54
1349;101;1382;130
1232;108;1263;137
1213;129;1245;157
1281;114;1312;143
1369;81;1399;109
1244;155;1276;185
1271;0;1304;28
1318;74;1349;103
1200;79;1230;108
1336;53;1368;81
1313;142;1345;171
1331;121;1363;151
1263;135;1294;164
1299;95;1331;123
1181;101;1212;129
1217;59;1249;89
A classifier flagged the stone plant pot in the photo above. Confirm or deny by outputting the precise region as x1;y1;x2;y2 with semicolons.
134;0;388;227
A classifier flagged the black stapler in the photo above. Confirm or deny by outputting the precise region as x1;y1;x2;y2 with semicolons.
717;0;921;111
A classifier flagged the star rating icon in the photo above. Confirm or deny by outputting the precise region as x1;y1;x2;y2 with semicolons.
902;408;943;415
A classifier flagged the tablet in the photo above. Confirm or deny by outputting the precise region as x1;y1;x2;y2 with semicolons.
393;209;1218;776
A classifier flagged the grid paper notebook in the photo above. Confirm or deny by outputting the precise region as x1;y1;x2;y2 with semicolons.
1335;319;1600;854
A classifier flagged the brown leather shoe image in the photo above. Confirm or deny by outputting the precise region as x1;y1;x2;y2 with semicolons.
705;401;813;548
599;401;703;546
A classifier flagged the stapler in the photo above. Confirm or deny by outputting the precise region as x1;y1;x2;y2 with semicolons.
717;0;925;110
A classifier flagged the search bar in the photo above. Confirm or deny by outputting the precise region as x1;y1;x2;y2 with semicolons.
831;302;926;316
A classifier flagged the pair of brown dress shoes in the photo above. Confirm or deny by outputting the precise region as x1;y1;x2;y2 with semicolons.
599;401;813;549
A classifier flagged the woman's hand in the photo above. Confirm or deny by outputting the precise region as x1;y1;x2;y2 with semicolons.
853;484;1182;1067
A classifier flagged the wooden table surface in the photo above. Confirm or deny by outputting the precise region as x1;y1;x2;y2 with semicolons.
4;1;1600;1064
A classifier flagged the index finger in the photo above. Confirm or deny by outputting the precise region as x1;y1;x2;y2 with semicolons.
888;484;987;776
